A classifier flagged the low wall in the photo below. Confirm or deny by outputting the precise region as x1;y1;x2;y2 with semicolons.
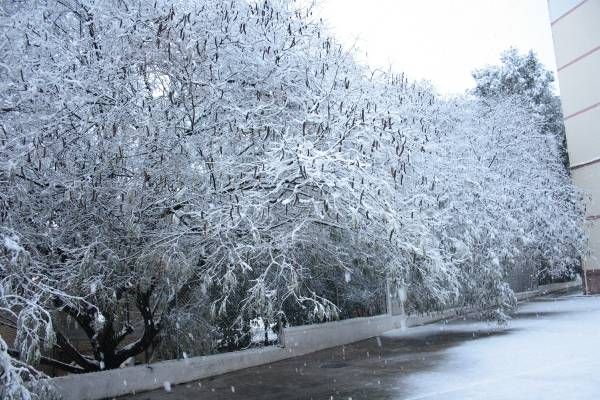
48;280;580;400
50;346;291;400
280;314;403;356
515;279;581;301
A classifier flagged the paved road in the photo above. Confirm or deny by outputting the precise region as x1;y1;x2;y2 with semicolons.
124;292;600;400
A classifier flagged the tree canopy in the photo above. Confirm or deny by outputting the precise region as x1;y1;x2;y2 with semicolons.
472;48;570;167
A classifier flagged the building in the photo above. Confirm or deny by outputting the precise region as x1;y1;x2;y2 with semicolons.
547;0;600;293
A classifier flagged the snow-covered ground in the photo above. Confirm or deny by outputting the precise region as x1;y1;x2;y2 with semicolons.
391;293;600;400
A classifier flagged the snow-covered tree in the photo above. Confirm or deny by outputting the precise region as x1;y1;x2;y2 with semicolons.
407;93;585;317
1;230;59;400
0;0;423;376
472;49;583;281
472;49;554;104
472;48;569;168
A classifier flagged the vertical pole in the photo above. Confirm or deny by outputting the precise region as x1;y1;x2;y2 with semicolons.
277;314;285;347
175;273;180;359
386;277;393;316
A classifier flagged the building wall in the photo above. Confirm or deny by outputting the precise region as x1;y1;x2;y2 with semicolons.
548;0;600;293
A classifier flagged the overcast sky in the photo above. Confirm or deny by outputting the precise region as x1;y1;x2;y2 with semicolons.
317;0;558;95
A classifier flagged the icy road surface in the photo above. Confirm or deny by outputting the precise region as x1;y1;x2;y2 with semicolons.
124;292;600;400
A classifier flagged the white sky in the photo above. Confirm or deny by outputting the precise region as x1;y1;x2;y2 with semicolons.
317;0;558;95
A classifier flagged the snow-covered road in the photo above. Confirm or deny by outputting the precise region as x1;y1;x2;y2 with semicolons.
393;293;600;399
123;292;600;400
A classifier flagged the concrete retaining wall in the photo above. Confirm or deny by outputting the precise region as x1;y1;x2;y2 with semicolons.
48;280;581;400
280;314;403;356
515;279;581;301
50;346;291;400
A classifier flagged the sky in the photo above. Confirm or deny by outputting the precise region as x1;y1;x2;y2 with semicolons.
317;0;559;95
